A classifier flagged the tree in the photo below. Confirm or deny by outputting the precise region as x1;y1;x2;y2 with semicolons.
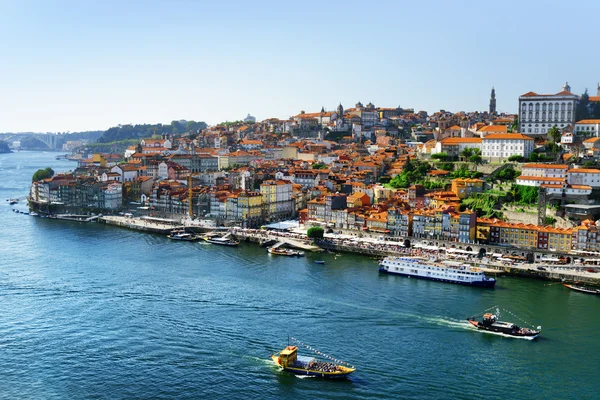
508;155;524;162
32;167;55;182
510;116;519;133
576;90;590;121
468;148;482;169
460;148;474;161
311;163;326;169
307;226;324;239
431;152;448;161
548;125;562;144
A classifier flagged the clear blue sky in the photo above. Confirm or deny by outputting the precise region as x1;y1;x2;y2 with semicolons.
1;0;599;133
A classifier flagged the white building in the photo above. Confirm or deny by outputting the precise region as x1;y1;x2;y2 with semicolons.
434;137;482;159
103;183;123;209
481;133;534;161
567;168;600;189
541;183;591;196
575;119;600;137
516;176;566;187
518;82;579;135
521;164;568;179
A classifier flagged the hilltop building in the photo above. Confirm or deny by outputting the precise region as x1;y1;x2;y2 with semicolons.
518;82;579;135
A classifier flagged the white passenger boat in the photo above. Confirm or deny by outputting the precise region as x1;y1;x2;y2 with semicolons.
378;256;496;288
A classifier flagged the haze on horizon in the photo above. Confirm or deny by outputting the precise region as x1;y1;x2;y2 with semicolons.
1;0;599;133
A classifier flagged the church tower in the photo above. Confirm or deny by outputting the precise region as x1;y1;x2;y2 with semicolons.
563;82;571;93
489;87;497;115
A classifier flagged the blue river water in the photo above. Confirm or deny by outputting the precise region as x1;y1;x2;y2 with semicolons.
0;151;599;399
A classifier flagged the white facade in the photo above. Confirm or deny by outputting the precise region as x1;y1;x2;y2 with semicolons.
518;84;578;135
567;169;600;189
521;164;568;179
541;184;591;196
103;183;123;209
482;134;534;161
561;132;574;144
157;162;169;179
575;120;600;137
515;176;566;187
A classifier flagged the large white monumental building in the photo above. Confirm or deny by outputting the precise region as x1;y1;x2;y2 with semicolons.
518;82;579;135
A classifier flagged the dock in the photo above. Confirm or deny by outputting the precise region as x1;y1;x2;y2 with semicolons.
99;215;184;234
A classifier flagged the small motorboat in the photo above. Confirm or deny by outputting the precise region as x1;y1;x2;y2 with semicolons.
314;260;325;265
467;309;541;340
563;283;600;295
167;230;198;241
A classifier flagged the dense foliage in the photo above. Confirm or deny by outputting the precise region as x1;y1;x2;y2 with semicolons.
388;158;431;188
461;193;502;218
431;152;448;161
83;139;140;154
448;164;482;179
98;120;207;143
307;226;324;239
510;184;539;205
32;167;54;182
576;90;600;120
496;166;519;182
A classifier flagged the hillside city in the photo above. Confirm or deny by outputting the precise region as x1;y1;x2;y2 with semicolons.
28;82;600;255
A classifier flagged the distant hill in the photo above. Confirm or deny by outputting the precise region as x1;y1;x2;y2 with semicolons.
0;140;12;153
98;120;207;143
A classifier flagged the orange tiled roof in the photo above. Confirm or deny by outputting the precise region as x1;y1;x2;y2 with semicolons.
522;163;568;169
482;133;533;140
576;119;600;124
439;137;482;144
568;169;600;174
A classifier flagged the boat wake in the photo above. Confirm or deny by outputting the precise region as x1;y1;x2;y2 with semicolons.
418;316;473;330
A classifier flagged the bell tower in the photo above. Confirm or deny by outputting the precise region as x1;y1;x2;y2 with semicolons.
489;87;497;115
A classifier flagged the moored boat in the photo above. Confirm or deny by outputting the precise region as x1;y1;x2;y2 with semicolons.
203;236;240;246
267;247;304;257
167;230;198;241
379;256;495;288
562;283;600;295
271;341;355;379
314;260;325;264
466;308;541;339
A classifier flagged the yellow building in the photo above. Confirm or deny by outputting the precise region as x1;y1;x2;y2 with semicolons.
451;178;483;199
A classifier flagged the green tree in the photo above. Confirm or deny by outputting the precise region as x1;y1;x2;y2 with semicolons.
576;90;590;121
547;125;562;144
307;226;324;239
460;148;473;161
431;152;448;161
311;163;326;169
509;116;519;133
508;155;524;162
32;167;55;182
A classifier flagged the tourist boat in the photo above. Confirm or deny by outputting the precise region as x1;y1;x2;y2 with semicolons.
467;312;541;339
271;344;355;379
562;283;600;295
378;256;496;288
267;247;304;257
167;231;198;241
203;236;239;246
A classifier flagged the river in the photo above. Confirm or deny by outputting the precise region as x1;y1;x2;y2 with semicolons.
0;151;598;399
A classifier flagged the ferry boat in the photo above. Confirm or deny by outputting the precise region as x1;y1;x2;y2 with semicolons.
271;345;355;379
167;230;198;241
562;283;600;295
467;313;541;339
378;256;496;288
267;247;304;257
203;236;239;246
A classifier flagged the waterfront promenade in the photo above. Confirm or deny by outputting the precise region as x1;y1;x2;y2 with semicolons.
230;227;600;285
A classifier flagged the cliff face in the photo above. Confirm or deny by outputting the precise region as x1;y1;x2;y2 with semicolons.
0;140;12;153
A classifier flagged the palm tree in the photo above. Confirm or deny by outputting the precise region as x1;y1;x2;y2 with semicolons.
460;148;474;162
548;125;562;144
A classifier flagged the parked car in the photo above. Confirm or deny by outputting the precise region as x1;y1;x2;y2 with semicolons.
586;268;597;273
537;266;547;271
